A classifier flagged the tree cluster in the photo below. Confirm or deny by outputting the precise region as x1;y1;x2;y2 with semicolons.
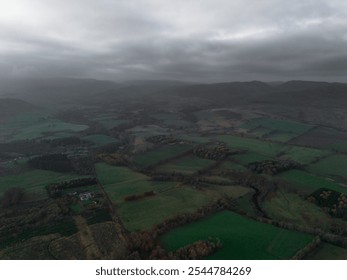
46;177;97;198
1;187;24;208
248;159;301;175
146;135;180;145
308;188;347;220
28;154;73;173
193;144;231;161
124;191;155;202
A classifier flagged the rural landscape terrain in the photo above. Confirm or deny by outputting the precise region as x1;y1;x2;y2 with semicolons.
0;78;347;260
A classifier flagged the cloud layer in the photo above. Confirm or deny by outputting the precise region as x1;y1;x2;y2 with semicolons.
0;0;346;82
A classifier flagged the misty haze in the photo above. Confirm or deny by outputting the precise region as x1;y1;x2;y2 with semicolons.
0;0;347;260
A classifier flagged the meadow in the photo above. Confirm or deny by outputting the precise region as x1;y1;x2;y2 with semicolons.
308;155;347;182
263;191;332;229
242;117;313;134
160;211;314;259
82;134;119;146
214;135;283;158
155;155;215;174
277;170;347;194
133;144;193;168
0;170;86;200
117;186;212;231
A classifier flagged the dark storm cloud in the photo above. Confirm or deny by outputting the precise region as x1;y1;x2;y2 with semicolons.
0;0;346;82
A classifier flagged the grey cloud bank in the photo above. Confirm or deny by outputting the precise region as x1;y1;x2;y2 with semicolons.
0;0;346;82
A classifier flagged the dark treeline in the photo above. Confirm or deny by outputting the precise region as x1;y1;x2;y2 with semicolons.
28;154;72;173
1;187;24;208
126;198;232;259
46;177;97;198
248;159;301;175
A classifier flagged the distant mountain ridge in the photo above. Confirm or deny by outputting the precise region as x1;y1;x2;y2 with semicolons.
0;98;38;117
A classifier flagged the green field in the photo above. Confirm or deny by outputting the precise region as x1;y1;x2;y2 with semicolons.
0;170;86;200
82;134;118;146
214;135;283;157
329;141;347;153
249;126;273;137
133;144;193;168
305;243;347;260
308;155;347;182
266;131;298;142
233;152;272;165
152;113;192;128
96;163;176;203
215;160;248;172
242;118;313;135
160;211;314;259
281;146;331;165
93;117;129;129
263;191;332;229
117;187;213;231
1;112;88;142
278;170;347;194
203;184;251;199
234;192;257;216
156;155;215;174
176;134;213;144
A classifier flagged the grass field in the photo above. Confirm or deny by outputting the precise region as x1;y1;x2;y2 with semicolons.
1;112;88;142
0;170;86;200
263;191;332;229
329;141;347;153
176;134;213;144
93;116;129;129
215;160;248;172
82;134;119;146
156;155;215;174
281;146;331;165
308;155;347;182
233;152;272;165
305;243;347;260
277;170;347;194
133;144;193;168
249;126;273;137
203;184;251;199
96;163;176;204
117;186;213;231
151;113;193;128
234;192;257;216
242;118;313;135
266;131;298;142
214;135;283;158
160;211;314;259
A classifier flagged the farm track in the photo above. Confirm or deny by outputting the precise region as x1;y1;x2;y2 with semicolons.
96;178;129;241
74;215;101;259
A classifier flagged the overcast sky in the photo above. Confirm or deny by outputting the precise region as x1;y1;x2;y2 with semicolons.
0;0;346;82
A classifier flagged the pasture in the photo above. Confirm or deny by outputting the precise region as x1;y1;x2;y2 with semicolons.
214;135;283;157
233;152;272;165
82;134;118;146
308;155;347;183
0;170;86;200
263;191;332;229
117;186;212;231
160;211;314;259
133;144;193;168
242;118;313;135
305;243;347;260
96;163;176;203
155;155;215;174
280;146;331;165
277;170;347;194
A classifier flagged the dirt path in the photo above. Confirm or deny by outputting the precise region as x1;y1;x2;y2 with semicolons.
96;179;129;243
74;215;102;259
